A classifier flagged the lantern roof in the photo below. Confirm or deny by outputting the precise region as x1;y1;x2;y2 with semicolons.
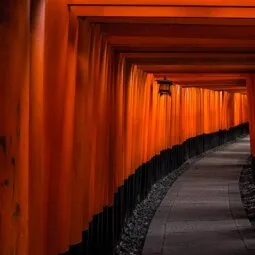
156;77;173;85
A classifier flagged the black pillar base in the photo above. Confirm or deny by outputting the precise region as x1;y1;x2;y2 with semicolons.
251;156;255;183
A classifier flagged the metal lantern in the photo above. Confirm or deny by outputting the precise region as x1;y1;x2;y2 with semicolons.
156;77;173;96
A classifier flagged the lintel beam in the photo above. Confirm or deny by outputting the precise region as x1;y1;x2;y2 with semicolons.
101;24;255;40
68;0;255;6
71;6;255;19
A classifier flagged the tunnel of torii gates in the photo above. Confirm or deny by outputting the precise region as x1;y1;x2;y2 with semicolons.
3;1;255;255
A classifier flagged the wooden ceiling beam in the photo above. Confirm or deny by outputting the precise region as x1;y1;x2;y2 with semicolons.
154;72;247;77
179;84;245;87
139;64;255;72
181;85;246;90
153;74;247;79
71;6;255;19
87;17;255;26
68;0;255;6
101;23;255;39
122;53;255;59
175;80;246;85
108;36;255;46
115;46;255;53
126;59;255;65
151;70;253;73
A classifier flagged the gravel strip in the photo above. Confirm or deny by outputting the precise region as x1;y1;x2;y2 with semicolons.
115;141;237;255
239;158;255;226
115;165;189;255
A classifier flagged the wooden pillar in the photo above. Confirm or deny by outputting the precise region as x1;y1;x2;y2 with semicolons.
29;1;46;254
44;0;73;253
0;1;30;255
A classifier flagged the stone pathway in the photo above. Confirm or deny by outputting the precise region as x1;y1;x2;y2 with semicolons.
143;137;255;255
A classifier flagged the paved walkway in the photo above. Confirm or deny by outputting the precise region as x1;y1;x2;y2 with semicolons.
143;137;255;255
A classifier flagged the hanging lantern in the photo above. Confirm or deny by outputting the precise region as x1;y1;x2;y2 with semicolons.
156;76;173;96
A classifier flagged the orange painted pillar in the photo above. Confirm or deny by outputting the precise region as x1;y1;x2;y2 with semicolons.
29;1;46;254
63;9;79;249
70;18;92;246
44;1;73;253
0;1;30;255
